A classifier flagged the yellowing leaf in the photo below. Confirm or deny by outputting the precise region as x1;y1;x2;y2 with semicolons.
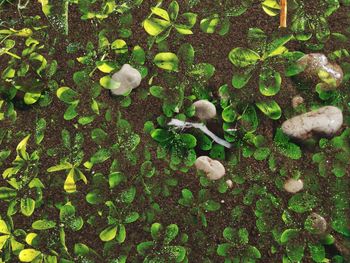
16;135;30;160
0;220;10;234
64;168;76;193
19;249;41;262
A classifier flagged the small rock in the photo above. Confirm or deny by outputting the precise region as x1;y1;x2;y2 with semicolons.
195;156;225;181
297;53;343;90
284;178;304;193
291;95;304;109
282;106;343;140
193;100;216;120
306;213;327;234
226;179;233;188
111;64;142;95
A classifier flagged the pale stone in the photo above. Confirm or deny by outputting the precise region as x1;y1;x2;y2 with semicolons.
284;178;303;193
308;213;327;234
297;53;343;90
226;179;233;188
111;64;142;95
292;95;304;109
195;156;225;181
193;100;217;120
282;106;343;140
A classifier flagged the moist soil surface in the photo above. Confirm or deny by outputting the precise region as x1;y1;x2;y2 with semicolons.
1;1;350;263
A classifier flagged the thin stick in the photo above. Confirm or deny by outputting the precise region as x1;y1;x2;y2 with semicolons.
280;0;287;28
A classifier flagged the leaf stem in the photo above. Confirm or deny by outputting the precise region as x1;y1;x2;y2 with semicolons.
280;0;287;28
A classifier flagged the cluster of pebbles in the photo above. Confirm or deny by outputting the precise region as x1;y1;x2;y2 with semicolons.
111;55;344;216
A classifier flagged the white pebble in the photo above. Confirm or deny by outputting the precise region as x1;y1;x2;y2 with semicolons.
282;106;343;140
291;95;304;109
284;178;304;193
111;64;142;95
192;100;217;120
195;156;225;181
226;179;233;188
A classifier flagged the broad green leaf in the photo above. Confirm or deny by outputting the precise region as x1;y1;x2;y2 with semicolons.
32;219;56;230
288;193;318;213
151;129;172;142
153;52;179;71
57;87;78;103
0;220;10;234
151;222;163;240
20;198;35;217
0;187;17;200
262;0;280;16
229;48;260;68
143;17;171;36
259;70;281;96
24;92;41;105
222;105;237;123
256;100;282;120
99;225;118;242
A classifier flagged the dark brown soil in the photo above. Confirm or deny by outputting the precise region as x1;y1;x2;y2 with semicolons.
1;1;350;263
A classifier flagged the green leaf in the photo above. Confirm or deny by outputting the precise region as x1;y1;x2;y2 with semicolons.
217;243;231;257
232;65;255;89
99;75;120;90
90;148;111;164
164;224;179;244
229;47;260;68
200;14;220;34
99;225;118;242
24;92;41;105
168;0;179;20
91;128;108;144
150;86;165;99
309;243;326;262
179;134;197;148
188;63;215;79
143;17;171;36
177;43;194;69
262;0;280;16
222;105;237;122
151;222;163;240
109;172;124;188
153;52;179;71
223;227;235;242
57;87;78;103
32;219;56;230
151;129;172;143
256;100;282;120
0;187;17;200
286;242;305;262
20;198;35;216
280;229;300;243
259;70;281;96
137;241;154;255
288;193;318;213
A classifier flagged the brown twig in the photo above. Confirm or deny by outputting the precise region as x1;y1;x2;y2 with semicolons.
280;0;287;28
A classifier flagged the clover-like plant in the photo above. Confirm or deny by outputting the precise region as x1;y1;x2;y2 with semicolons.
78;0;142;20
217;226;262;262
0;216;25;262
200;0;281;35
1;26;52;106
143;1;197;43
312;128;350;177
280;226;335;263
137;223;188;262
290;0;340;42
178;188;221;227
229;29;292;91
1;135;44;217
98;186;139;244
151;123;197;172
47;129;87;193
